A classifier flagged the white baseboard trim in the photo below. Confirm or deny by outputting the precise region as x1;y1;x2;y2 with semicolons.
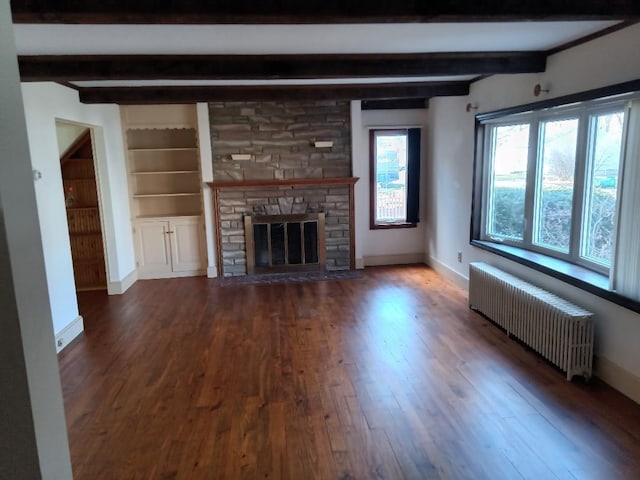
363;253;424;267
595;356;640;404
355;257;365;270
107;268;137;295
137;269;206;280
427;256;469;291
207;266;218;278
55;315;84;353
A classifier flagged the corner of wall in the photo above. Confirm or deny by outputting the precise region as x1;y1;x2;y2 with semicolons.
363;253;425;267
107;268;137;295
427;256;469;291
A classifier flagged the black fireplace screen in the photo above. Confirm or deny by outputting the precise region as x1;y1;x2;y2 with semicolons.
245;213;326;274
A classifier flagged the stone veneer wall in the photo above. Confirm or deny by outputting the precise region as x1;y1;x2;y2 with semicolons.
208;101;352;276
209;100;351;180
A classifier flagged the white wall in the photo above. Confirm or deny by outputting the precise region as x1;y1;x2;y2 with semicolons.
0;0;73;475
20;82;135;335
352;101;429;267
425;95;475;284
427;23;640;403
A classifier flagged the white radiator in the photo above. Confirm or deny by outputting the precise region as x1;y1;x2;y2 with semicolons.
469;262;594;381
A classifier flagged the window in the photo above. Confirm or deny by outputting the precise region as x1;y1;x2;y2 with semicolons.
477;97;628;275
533;117;579;253
486;123;529;241
369;128;421;229
581;111;624;266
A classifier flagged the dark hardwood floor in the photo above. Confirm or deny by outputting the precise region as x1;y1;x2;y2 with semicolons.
59;265;640;479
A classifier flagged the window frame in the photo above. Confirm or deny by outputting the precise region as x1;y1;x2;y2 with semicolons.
470;79;640;312
481;120;533;244
579;106;628;269
369;128;417;230
478;99;627;276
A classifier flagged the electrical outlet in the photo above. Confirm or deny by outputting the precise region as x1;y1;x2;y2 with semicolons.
457;251;462;263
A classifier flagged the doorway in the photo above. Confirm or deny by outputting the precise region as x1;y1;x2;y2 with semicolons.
56;121;107;291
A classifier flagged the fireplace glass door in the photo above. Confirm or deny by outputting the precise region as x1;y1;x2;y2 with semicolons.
245;213;325;274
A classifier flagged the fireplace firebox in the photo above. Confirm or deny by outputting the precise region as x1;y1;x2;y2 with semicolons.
244;213;326;274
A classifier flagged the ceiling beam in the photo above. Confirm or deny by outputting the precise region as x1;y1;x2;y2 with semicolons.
77;81;470;104
361;98;428;110
10;0;640;23
18;52;546;82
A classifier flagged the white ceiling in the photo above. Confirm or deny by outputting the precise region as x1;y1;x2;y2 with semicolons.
13;21;622;89
14;21;619;55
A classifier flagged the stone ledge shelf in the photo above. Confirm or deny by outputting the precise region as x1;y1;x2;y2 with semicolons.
207;177;359;189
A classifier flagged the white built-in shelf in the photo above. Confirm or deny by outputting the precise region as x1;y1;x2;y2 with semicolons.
122;105;203;220
131;170;199;175
122;105;206;279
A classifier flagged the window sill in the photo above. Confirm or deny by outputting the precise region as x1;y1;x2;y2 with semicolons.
370;222;417;230
471;239;640;314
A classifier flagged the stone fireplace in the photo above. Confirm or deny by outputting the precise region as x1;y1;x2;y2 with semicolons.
207;100;356;277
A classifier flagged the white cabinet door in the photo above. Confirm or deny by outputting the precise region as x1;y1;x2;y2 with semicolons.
134;217;205;279
135;221;172;278
169;218;204;272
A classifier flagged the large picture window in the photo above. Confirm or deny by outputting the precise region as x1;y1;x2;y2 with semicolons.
369;128;421;229
476;95;629;276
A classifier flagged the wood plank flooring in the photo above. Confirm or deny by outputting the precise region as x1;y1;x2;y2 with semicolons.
59;265;640;479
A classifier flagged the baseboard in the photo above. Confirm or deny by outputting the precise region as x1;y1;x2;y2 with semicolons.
55;315;84;353
137;269;206;280
355;257;365;270
594;356;640;404
107;268;137;295
427;256;469;291
207;266;218;278
363;253;424;267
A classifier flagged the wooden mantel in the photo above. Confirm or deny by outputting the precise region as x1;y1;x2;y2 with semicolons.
207;176;359;189
208;177;359;276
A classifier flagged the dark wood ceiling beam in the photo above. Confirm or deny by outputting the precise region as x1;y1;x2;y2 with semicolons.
361;98;428;110
10;0;640;23
18;52;546;82
77;81;470;104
